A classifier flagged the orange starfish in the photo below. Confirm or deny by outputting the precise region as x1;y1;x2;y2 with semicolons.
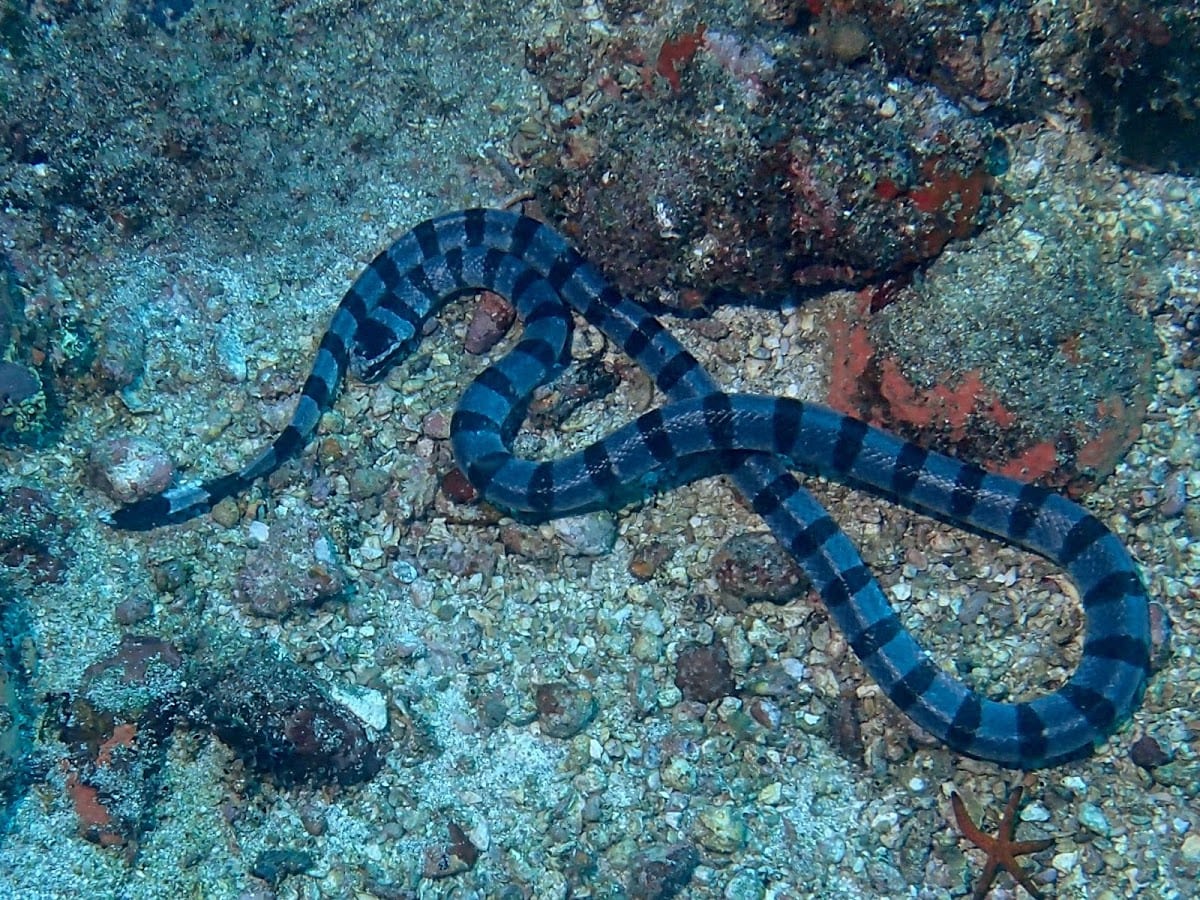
951;785;1056;900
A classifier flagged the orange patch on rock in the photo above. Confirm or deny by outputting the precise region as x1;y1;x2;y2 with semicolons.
873;177;903;200
1075;393;1148;479
96;722;138;765
996;441;1059;482
827;311;1051;480
827;317;874;415
909;158;993;256
65;769;126;848
877;360;1008;443
987;397;1017;429
64;722;139;848
826;309;1148;495
655;25;707;92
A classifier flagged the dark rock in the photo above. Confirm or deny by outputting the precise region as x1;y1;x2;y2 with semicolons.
710;533;808;610
535;25;1000;309
50;681;176;855
835;1;1041;112
534;682;598;738
627;843;700;900
0;361;44;442
77;634;187;731
251;848;314;887
827;204;1157;494
1129;734;1171;770
1085;1;1200;174
62;719;165;852
0;362;37;410
674;641;734;703
194;652;385;786
0;485;72;584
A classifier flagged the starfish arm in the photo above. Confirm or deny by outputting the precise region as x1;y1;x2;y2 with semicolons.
951;792;993;847
997;785;1027;839
1002;858;1047;900
970;859;1001;900
1010;837;1056;855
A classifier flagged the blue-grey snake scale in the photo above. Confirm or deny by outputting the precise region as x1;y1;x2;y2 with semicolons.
108;208;1151;769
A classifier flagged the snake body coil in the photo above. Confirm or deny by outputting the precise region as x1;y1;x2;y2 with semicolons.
110;209;1151;769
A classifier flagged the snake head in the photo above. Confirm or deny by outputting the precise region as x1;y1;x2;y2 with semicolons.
350;316;418;383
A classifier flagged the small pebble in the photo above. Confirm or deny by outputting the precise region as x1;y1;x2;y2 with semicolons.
390;559;420;583
251;849;314;887
422;822;479;879
210;497;241;528
535;682;597;738
327;682;389;732
1129;734;1171;769
724;869;766;900
349;467;391;501
86;436;174;503
1020;801;1052;823
1159;469;1187;517
1052;850;1080;875
674;641;734;703
757;782;782;805
464;290;516;354
150;558;191;594
628;540;672;581
693;804;748;853
421;409;451;440
661;755;698;792
1181;833;1200;866
958;590;992;624
631;630;663;662
246;520;270;545
1077;802;1111;837
710;533;808;608
441;467;478;503
114;596;152;626
552;511;617;556
626;844;699;898
641;608;666;636
298;802;327;836
747;697;782;730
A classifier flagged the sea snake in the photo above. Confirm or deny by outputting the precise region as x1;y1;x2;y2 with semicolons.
108;208;1151;769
